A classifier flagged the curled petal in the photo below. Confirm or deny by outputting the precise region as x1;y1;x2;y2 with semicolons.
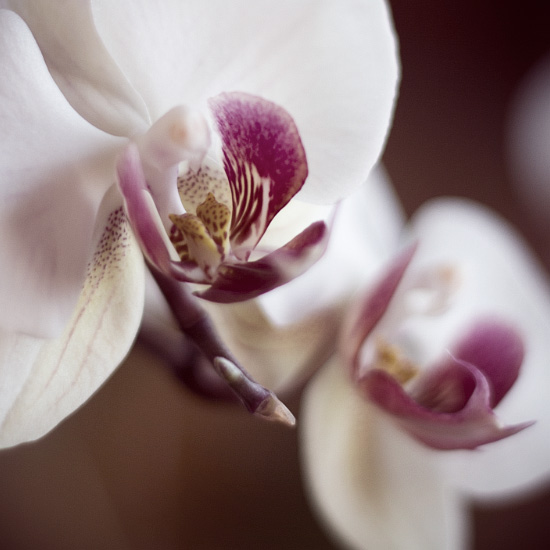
360;354;531;451
209;92;308;259
0;186;145;448
92;0;399;202
196;221;328;303
116;145;176;271
452;319;524;407
359;319;528;451
0;10;124;337
1;1;150;135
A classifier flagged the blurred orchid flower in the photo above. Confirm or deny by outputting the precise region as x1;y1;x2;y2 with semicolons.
343;245;529;451
0;0;399;447
301;199;550;549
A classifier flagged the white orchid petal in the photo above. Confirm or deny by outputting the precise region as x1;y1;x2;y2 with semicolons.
408;199;550;497
0;10;125;337
92;0;399;203
0;187;145;448
301;358;468;550
0;1;150;135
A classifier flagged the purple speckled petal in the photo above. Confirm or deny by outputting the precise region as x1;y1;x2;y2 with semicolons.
208;92;308;260
341;244;417;373
195;220;327;303
116;144;207;283
0;184;145;448
0;11;124;337
359;344;531;450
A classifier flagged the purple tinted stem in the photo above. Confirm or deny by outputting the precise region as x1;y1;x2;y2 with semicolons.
150;266;293;424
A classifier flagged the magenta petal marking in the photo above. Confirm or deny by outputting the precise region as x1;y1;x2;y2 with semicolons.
453;319;524;407
208;92;308;260
195;221;328;303
360;354;532;450
342;244;417;373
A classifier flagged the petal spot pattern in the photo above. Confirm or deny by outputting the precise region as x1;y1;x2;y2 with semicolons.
86;207;131;287
177;162;231;215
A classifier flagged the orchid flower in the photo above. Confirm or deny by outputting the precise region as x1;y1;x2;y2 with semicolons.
301;199;550;549
0;1;399;447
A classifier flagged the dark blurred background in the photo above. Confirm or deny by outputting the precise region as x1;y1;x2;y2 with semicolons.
1;1;550;548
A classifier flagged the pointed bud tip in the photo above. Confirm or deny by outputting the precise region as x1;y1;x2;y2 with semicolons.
213;356;295;427
255;393;296;427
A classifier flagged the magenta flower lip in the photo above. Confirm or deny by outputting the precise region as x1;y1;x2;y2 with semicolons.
344;245;532;450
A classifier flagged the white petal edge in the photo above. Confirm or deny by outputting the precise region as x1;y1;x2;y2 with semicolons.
300;358;468;550
0;1;150;135
407;198;550;498
0;10;126;336
92;0;400;203
0;186;145;448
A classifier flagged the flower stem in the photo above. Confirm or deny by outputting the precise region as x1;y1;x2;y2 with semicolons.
150;266;295;427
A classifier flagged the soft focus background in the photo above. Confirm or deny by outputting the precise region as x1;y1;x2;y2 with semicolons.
1;1;550;548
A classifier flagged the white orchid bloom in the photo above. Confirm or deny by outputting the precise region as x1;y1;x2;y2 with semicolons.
301;199;550;549
0;0;399;447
